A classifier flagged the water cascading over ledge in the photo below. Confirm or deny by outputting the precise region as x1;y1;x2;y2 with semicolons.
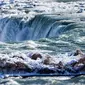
0;15;75;42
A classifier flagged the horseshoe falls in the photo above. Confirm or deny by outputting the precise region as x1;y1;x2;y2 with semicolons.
0;0;85;85
0;15;76;42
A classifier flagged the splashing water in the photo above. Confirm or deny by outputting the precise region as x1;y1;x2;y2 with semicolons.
0;0;85;85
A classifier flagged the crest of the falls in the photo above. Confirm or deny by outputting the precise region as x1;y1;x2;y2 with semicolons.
0;0;85;42
0;15;75;42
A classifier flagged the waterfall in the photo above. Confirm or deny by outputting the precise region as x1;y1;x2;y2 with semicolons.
0;15;74;42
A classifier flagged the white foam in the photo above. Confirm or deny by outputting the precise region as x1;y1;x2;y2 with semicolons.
0;50;79;70
0;0;85;18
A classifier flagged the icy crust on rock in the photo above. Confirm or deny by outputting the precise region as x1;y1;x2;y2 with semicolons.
0;52;55;70
0;51;83;78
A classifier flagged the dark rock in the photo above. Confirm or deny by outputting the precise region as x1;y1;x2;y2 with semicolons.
74;65;85;72
15;62;32;72
12;55;24;60
78;57;85;64
77;9;83;13
15;62;28;69
5;62;17;71
43;55;51;65
38;68;55;74
73;49;83;56
31;53;42;60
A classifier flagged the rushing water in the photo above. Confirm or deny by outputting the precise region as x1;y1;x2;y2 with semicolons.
0;0;85;85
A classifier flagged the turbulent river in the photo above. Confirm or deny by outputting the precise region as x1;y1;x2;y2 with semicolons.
0;0;85;85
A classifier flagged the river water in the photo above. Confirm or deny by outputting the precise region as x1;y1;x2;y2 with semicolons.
0;0;85;85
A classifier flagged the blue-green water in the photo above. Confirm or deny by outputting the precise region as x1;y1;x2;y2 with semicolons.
0;0;85;84
0;76;85;85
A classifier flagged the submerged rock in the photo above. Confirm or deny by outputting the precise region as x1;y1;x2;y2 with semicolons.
38;68;56;74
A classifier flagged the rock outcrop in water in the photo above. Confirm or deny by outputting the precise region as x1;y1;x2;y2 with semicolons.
0;51;84;77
